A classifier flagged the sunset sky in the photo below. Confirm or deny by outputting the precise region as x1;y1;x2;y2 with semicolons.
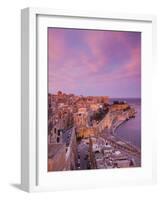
48;28;141;98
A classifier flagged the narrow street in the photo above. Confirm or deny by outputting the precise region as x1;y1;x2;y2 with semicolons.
77;141;89;170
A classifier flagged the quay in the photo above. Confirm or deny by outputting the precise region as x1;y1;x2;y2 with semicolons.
105;135;141;156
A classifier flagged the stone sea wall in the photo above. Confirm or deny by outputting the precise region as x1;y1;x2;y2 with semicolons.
77;108;135;138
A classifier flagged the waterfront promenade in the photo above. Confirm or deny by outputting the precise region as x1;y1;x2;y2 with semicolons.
100;111;141;158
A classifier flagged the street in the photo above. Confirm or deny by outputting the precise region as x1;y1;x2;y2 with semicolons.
77;141;89;170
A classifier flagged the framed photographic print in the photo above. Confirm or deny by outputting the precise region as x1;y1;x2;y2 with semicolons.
21;8;156;192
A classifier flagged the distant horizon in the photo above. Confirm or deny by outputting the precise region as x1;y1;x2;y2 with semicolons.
48;91;141;99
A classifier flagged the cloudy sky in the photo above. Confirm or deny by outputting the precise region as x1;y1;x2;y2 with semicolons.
48;28;141;98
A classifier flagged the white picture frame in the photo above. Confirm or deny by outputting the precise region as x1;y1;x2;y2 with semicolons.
21;7;156;192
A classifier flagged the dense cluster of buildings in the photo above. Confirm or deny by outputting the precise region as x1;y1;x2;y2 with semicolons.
48;91;140;172
48;91;109;171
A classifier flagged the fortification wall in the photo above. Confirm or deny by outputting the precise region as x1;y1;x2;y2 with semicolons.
77;108;135;138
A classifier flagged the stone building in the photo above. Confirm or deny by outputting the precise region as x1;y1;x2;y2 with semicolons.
49;105;73;144
73;108;90;131
48;127;77;171
110;102;129;112
48;143;66;171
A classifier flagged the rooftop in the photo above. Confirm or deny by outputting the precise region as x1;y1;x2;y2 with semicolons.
48;143;66;158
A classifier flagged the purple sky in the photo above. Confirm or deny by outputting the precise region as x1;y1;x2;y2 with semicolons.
48;28;141;98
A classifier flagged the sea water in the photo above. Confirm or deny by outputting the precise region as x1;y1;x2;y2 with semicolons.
110;98;141;149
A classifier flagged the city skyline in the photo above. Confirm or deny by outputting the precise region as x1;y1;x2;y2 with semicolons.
48;28;141;98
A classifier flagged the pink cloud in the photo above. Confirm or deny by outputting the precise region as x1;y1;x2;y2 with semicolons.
48;28;141;97
125;47;141;75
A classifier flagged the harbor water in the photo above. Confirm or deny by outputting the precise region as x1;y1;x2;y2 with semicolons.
111;98;141;149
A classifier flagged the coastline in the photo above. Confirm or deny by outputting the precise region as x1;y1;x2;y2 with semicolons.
109;98;141;149
111;113;141;153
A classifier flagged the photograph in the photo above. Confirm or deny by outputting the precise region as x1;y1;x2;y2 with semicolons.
47;27;141;172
